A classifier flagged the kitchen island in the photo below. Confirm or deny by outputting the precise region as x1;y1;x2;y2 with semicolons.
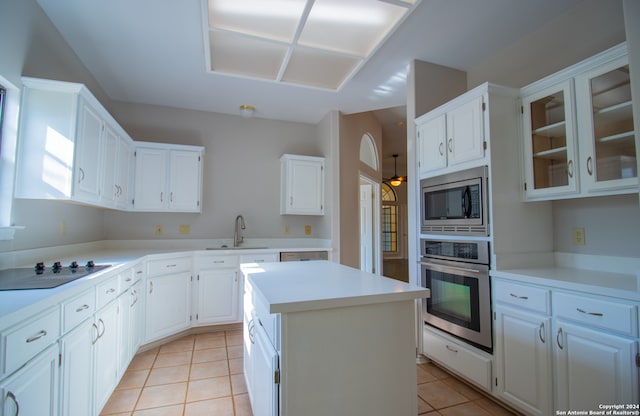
242;260;430;416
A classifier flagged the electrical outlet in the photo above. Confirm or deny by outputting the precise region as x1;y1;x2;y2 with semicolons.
284;225;290;235
155;225;163;236
179;225;190;235
572;227;586;246
305;225;312;235
60;221;67;236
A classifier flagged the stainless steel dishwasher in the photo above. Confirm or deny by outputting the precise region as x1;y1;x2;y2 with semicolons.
279;251;328;262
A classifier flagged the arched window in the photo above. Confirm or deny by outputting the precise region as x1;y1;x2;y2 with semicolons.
359;133;378;171
381;182;398;253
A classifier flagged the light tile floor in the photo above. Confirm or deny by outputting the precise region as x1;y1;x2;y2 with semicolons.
102;329;519;416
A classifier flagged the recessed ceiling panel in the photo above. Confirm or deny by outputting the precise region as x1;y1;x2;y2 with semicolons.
298;0;407;56
204;0;420;90
209;31;288;80
208;0;307;42
282;48;361;89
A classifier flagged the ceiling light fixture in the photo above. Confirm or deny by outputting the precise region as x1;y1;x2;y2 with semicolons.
239;104;255;118
388;154;405;187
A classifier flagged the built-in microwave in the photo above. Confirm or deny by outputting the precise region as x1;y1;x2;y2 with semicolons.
420;166;489;236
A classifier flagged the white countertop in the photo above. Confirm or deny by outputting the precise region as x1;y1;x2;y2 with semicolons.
242;260;430;314
492;253;640;301
0;239;332;327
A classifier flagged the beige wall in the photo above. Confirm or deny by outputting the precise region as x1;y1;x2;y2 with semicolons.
0;0;106;252
338;112;382;269
104;102;330;241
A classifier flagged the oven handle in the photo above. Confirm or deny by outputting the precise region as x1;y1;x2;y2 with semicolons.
419;261;483;274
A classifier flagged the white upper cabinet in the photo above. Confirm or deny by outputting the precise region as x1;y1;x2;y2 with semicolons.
416;88;486;177
101;124;132;210
15;77;136;209
133;144;204;212
280;154;324;215
520;43;637;200
521;80;579;198
575;55;637;193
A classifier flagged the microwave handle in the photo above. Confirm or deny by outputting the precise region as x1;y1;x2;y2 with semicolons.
462;186;472;218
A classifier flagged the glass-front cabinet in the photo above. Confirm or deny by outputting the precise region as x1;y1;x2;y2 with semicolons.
521;43;637;201
576;56;637;192
522;81;578;198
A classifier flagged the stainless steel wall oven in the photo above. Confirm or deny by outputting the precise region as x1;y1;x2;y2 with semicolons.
420;238;492;352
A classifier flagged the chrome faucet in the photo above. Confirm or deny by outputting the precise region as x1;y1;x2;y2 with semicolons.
234;215;246;247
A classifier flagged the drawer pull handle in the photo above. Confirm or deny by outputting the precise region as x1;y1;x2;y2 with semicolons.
445;345;458;353
136;270;143;274
125;277;132;282
149;281;153;294
106;288;116;294
576;308;603;317
75;304;90;312
25;330;47;343
538;322;545;343
509;293;528;300
556;327;564;350
166;264;177;268
213;260;225;264
6;391;19;415
438;142;444;156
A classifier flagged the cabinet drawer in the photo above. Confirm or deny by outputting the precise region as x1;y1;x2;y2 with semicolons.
133;262;145;281
493;279;550;314
239;253;278;265
422;327;491;391
97;276;120;309
63;289;96;332
147;257;192;275
1;307;60;377
553;291;638;337
253;293;279;351
198;255;239;269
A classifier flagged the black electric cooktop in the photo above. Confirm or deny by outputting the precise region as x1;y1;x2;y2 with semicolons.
0;261;111;291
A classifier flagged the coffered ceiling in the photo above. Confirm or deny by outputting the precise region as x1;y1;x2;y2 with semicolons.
35;0;584;124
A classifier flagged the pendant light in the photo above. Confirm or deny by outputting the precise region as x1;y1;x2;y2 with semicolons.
389;154;403;187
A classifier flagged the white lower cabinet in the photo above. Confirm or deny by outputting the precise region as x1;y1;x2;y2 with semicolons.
422;326;492;391
93;300;120;413
0;344;59;416
493;278;639;415
60;319;95;416
493;279;553;416
553;290;639;410
145;257;192;342
243;279;280;416
494;307;552;415
195;255;240;325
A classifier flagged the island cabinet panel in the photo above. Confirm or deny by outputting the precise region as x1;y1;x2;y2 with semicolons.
243;261;428;416
280;301;418;416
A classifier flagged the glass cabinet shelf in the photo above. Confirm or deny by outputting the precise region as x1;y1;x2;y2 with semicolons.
597;131;634;143
532;121;566;138
533;146;568;160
